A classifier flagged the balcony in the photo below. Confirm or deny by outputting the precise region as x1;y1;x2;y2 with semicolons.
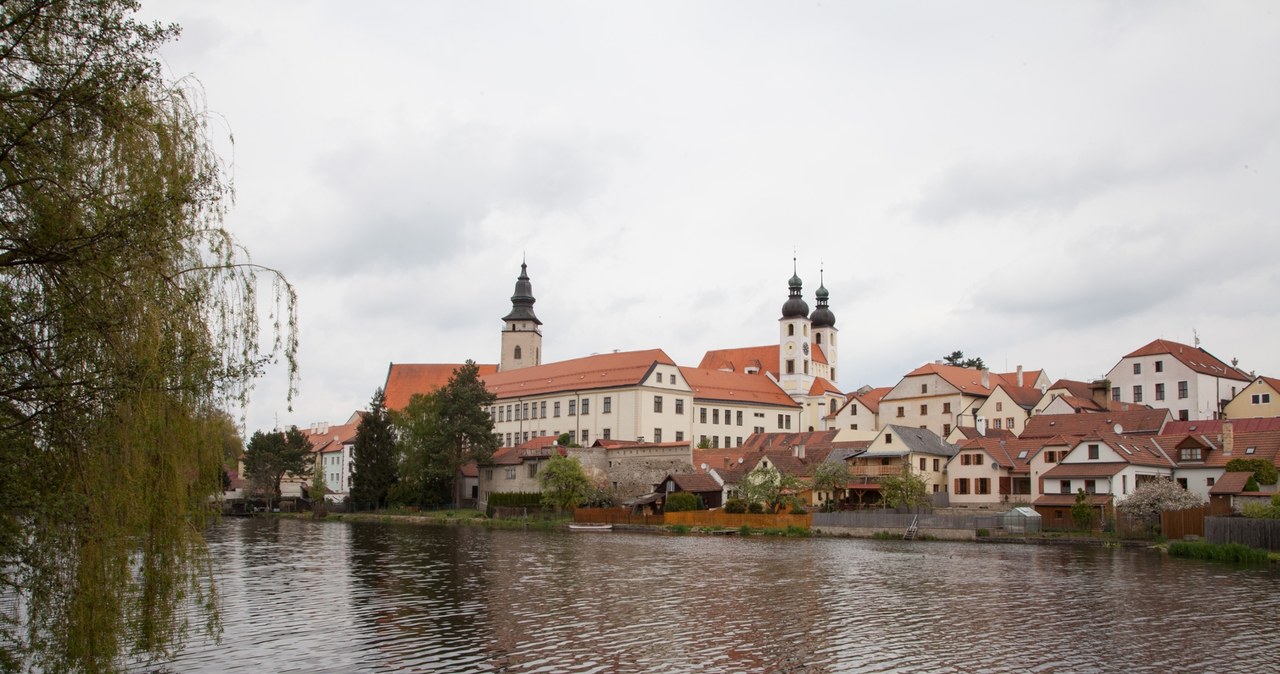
847;465;902;478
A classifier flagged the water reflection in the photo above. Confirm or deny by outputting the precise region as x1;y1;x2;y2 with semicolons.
149;519;1280;673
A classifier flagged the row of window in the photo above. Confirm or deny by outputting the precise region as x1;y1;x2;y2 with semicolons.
494;394;701;424
1112;381;1190;402
698;435;744;448
1253;393;1273;404
1133;360;1165;375
894;402;954;418
953;478;991;495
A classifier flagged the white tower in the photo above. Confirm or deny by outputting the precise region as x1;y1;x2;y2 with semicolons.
809;270;838;383
500;261;542;372
778;261;813;395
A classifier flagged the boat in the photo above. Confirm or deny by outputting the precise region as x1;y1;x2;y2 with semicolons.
568;523;613;531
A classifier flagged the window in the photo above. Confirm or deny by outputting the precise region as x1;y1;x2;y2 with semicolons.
996;402;1003;412
522;403;529;419
851;404;859;415
1132;385;1143;403
654;428;662;442
580;430;589;444
1246;446;1256;454
653;396;663;413
885;433;893;444
1155;360;1164;373
816;333;822;344
897;406;905;418
1178;381;1188;399
655;373;663;384
1060;480;1071;494
581;399;589;415
1087;444;1100;460
976;478;990;495
514;345;522;360
736;410;743;425
603;397;611;414
1112;387;1120;401
942;402;951;414
568;430;576;444
1133;363;1141;375
554;401;561;417
803;361;809;375
933;459;940;471
505;468;516;480
830;399;837;415
785;416;792;430
919;457;926;471
736;437;742;446
540;401;547;418
920;404;928;415
676;399;685;414
1085;480;1097;495
498;407;505;423
568;400;576;416
1254;393;1272;404
713;409;720;424
786;359;795;374
603;428;611;440
943;423;951;435
788;324;795;336
724;436;731;448
1178;410;1188;421
777;414;784;427
954;479;970;494
1006;417;1014;429
1177;478;1188;489
700;408;708;423
1153;383;1165;401
528;463;538;478
1181;447;1203;461
992;419;1002;430
921;384;928;394
675;431;684;442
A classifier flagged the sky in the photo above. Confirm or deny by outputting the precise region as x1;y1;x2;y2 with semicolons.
138;1;1280;434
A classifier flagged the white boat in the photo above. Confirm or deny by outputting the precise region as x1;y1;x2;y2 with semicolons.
568;523;613;531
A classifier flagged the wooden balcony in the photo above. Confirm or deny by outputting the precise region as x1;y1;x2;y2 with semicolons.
847;465;902;478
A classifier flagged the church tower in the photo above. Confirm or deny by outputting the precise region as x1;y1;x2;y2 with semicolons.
778;260;813;395
809;269;838;383
500;261;542;372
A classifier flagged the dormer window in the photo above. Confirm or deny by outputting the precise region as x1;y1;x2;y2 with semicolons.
1180;447;1203;461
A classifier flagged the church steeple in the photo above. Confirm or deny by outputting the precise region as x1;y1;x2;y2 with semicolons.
810;268;835;329
780;257;809;319
500;259;542;372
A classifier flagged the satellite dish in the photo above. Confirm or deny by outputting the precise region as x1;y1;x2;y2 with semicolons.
1113;423;1123;434
992;462;1000;470
700;463;708;471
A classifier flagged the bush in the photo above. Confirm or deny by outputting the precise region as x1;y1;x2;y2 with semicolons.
747;501;764;514
724;498;748;514
872;531;897;540
663;491;703;512
667;524;691;535
488;492;544;508
976;528;990;538
1168;541;1268;564
790;505;808;515
738;524;752;536
1225;458;1279;486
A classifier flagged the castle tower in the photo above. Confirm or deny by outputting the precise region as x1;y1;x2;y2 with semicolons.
778;260;813;394
500;261;542;372
809;269;838;383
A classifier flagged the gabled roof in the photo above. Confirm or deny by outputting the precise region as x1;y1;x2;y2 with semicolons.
834;386;891;416
758;451;815;478
482;348;675;398
1020;408;1170;439
997;369;1045;387
1162;418;1280;435
808;377;842;396
1210;472;1257;495
952;426;1018;442
1050;395;1107;413
954;437;1043;473
384;362;499;410
1152;428;1280;468
865;425;959;458
899;363;1000;396
1046;379;1097;399
303;420;360;454
658;472;722;494
991;384;1046;410
1261;376;1280;392
679;366;798;408
516;435;559;450
698;344;780;378
1121;339;1250;381
1076;433;1176;469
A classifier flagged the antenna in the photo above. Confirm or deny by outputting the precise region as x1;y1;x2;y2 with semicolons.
1193;328;1200;348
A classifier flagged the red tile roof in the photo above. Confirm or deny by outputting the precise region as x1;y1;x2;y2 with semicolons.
1163;418;1280;435
808;377;843;396
1153;429;1280;468
955;437;1043;472
384;362;499;411
482;349;675;399
995;384;1047;410
679;366;799;407
1122;339;1250;381
1210;472;1258;495
698;344;780;378
303;421;360;454
1020;409;1170;439
952;427;1018;441
1261;376;1280;392
839;387;892;415
1040;462;1129;479
901;363;1002;396
997;369;1045;387
660;472;723;494
1047;379;1097;399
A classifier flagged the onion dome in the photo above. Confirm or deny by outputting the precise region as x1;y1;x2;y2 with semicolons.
502;261;542;324
781;264;809;319
810;274;835;328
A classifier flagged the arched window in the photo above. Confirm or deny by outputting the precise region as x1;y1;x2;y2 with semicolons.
787;324;795;336
514;345;522;360
830;399;837;415
816;333;822;345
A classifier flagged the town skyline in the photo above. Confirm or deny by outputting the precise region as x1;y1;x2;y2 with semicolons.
137;2;1280;433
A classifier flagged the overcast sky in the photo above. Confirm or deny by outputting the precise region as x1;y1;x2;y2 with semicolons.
140;1;1280;433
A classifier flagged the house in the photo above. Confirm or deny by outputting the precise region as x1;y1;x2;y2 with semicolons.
974;383;1045;436
1033;434;1177;528
654;472;726;509
946;437;1042;509
1223;376;1280;420
844;425;958;507
1104;338;1252;421
1030;379;1109;416
680;366;802;449
1151;421;1280;500
1020;408;1172;440
877;363;1038;439
1210;472;1270;512
828;386;891;435
302;416;361;503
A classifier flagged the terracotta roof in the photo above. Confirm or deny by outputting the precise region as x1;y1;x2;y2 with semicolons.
759;451;815;477
698;344;780;378
1047;379;1097;399
1034;493;1113;507
1040;463;1129;479
1052;395;1107;412
679;366;799;408
486;447;523;466
952;427;1018;441
384;362;499;411
1163;418;1280;435
995;384;1047;410
835;386;891;416
1153;429;1280;468
661;472;723;494
1020;409;1170;439
1260;376;1280;392
1121;339;1251;381
808;377;843;396
997;369;1045;387
482;349;675;399
516;435;559;450
1210;472;1257;495
460;460;479;478
954;437;1043;472
303;421;360;454
812;343;829;365
1082;433;1177;468
900;363;1002;396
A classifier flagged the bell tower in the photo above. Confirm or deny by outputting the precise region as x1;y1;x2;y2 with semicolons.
778;259;812;395
500;260;542;372
809;269;837;383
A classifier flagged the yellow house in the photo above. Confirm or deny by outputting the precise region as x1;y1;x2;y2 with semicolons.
1224;376;1280;419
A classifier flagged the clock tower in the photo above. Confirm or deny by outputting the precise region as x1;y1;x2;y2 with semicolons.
778;261;813;395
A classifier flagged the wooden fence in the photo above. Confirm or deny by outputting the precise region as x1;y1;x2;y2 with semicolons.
573;507;666;527
663;511;811;530
814;511;999;531
1160;502;1235;540
1205;517;1280;551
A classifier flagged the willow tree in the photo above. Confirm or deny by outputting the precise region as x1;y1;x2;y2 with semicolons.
0;1;297;671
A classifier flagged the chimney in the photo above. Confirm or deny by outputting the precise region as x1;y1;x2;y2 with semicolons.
981;369;990;389
794;444;806;459
976;417;987;436
1016;365;1024;387
1090;380;1110;407
1223;420;1234;457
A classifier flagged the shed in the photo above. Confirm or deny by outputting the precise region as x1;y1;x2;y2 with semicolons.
1002;506;1042;534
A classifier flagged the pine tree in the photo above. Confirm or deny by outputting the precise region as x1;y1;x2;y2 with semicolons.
352;388;398;509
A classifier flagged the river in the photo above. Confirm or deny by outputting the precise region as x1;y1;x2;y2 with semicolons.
146;517;1279;673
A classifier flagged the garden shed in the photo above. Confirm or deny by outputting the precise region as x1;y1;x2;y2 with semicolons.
1001;507;1042;534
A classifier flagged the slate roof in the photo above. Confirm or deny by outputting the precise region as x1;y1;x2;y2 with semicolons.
384;363;499;410
482;348;675;398
1121;338;1251;381
952;427;1018;442
679;366;799;407
864;425;959;458
1020;408;1170;439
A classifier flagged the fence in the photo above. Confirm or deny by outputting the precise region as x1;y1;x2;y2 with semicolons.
1159;502;1236;540
573;507;665;527
1205;517;1280;551
813;511;1000;531
663;511;811;530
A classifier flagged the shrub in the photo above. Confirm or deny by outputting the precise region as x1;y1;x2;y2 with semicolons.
976;528;990;538
667;524;691;535
872;531;897;540
790;505;808;515
1168;541;1268;564
747;501;764;514
738;524;752;536
784;525;811;537
724;498;748;514
1225;458;1278;486
664;491;703;512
